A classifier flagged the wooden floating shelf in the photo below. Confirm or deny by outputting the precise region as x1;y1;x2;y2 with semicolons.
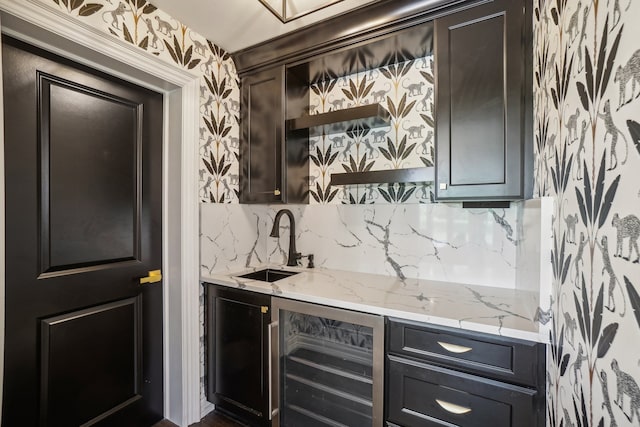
330;167;434;186
287;104;390;137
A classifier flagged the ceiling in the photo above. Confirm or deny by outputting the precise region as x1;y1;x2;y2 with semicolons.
149;0;382;53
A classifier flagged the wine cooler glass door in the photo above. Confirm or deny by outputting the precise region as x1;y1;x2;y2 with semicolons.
270;298;384;427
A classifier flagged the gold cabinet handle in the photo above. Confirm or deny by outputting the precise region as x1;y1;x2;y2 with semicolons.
436;399;472;415
274;189;281;196
437;341;472;354
261;306;269;314
140;270;162;284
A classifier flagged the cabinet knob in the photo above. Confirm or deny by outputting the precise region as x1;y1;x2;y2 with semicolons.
274;189;281;196
439;182;447;190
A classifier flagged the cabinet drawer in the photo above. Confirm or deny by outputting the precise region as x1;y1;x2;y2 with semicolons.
386;356;539;427
387;319;544;388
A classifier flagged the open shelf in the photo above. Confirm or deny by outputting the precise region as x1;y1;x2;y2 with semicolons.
287;104;390;137
330;167;434;186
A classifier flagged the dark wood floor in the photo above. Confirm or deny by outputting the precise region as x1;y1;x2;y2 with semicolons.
153;410;245;427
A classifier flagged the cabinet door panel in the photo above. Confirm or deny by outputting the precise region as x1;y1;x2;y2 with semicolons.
206;284;271;426
449;14;505;186
435;0;529;200
240;67;285;203
386;356;538;427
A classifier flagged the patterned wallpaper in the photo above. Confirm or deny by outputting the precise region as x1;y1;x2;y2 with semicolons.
40;0;241;203
534;0;640;426
309;56;435;204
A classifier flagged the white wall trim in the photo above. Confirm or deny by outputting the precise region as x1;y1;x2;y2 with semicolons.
0;1;202;425
0;13;5;425
181;78;202;425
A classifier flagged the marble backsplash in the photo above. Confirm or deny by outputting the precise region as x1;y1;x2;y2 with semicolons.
200;202;552;289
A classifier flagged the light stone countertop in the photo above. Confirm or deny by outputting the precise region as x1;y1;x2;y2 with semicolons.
201;265;545;343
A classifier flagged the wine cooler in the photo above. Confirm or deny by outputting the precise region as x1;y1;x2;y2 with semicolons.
269;297;384;427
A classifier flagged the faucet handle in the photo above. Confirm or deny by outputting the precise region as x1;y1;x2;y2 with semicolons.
300;254;314;269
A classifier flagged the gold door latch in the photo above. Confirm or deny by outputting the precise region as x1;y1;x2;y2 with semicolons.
140;270;162;285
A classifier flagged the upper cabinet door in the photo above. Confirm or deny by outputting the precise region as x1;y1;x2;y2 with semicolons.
240;66;285;203
435;0;532;201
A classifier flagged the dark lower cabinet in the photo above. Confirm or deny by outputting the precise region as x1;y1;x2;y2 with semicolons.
435;0;533;201
206;284;271;426
385;319;545;427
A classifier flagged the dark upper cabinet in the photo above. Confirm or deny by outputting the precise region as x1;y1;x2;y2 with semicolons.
206;284;271;426
435;0;532;201
240;66;285;203
236;0;533;203
239;66;309;204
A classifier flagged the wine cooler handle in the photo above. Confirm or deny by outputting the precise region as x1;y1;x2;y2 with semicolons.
268;321;279;421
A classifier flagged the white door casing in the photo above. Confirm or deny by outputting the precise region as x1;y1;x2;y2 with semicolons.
0;1;202;425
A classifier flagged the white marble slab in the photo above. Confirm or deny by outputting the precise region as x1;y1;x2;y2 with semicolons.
202;265;545;343
200;204;269;275
265;203;519;288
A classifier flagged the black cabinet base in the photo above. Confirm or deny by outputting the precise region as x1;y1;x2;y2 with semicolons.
206;284;271;427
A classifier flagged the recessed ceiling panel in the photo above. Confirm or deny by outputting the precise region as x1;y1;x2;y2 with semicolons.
149;0;381;52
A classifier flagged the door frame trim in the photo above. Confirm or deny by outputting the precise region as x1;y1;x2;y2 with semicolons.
0;1;202;425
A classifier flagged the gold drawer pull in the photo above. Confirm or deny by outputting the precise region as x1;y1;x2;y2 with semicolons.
437;341;472;354
436;399;472;415
140;270;162;284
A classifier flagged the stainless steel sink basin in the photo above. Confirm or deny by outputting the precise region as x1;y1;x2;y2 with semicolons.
236;268;299;282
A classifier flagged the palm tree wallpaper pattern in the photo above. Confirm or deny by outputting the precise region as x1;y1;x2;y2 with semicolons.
308;57;435;205
535;0;640;426
42;0;241;203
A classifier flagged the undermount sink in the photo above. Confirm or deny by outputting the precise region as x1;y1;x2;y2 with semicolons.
236;268;300;282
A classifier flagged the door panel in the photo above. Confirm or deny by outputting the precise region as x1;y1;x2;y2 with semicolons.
41;298;141;427
3;36;163;427
42;73;141;272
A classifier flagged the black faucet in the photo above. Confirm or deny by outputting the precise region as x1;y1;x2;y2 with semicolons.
270;209;301;267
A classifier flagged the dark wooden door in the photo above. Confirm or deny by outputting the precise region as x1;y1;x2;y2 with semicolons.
2;37;164;427
435;0;531;201
239;66;285;204
206;285;271;426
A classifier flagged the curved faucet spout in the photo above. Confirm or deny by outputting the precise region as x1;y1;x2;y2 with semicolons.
270;209;300;267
